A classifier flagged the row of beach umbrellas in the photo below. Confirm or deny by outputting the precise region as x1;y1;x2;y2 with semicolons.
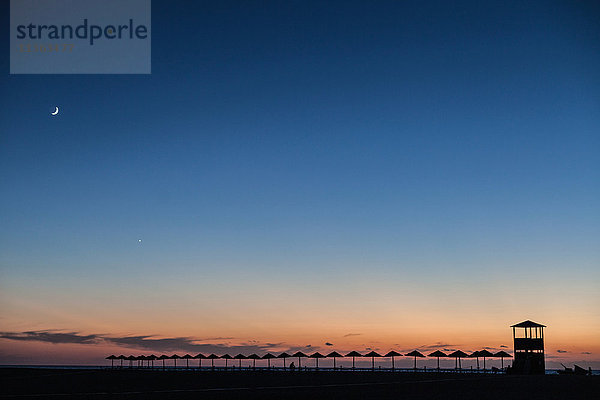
106;350;512;370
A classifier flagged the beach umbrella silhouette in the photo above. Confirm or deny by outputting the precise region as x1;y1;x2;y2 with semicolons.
478;350;494;370
247;354;261;369
309;352;326;369
207;354;219;369
126;355;136;368
195;353;206;369
405;350;425;369
292;352;307;368
493;350;511;369
447;350;468;370
428;350;447;370
345;351;362;369
171;354;181;369
117;355;126;368
158;355;169;369
221;354;233;369
363;351;382;370
384;351;402;370
234;353;247;368
136;355;146;368
182;354;193;369
469;351;482;370
147;354;157;369
262;353;276;368
277;352;291;369
106;355;117;368
327;351;343;369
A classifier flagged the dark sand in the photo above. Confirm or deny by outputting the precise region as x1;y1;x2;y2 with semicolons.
1;368;598;399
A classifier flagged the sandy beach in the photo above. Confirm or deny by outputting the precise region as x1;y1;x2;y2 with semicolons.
1;368;598;399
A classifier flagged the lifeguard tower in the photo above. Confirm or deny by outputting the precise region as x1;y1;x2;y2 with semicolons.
511;320;545;374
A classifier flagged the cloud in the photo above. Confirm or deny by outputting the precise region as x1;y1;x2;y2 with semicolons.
343;333;361;337
325;342;333;346
557;350;569;353
419;342;460;350
0;331;100;345
0;330;275;355
500;345;508;348
581;352;592;355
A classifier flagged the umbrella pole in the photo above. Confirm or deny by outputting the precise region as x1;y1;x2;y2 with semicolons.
268;359;270;369
283;357;286;370
298;357;301;368
372;357;374;370
352;357;355;369
414;356;416;370
392;356;395;371
437;357;440;371
253;359;256;370
501;357;504;369
334;357;336;369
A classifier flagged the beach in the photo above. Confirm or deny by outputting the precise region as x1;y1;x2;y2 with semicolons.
1;368;598;399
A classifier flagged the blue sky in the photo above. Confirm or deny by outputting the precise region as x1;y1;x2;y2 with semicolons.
0;1;599;364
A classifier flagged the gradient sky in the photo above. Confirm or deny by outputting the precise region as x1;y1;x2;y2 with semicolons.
1;1;599;368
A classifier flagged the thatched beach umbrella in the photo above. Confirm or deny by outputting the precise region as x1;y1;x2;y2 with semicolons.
262;353;276;368
469;351;481;370
292;352;308;368
158;355;169;370
345;351;362;369
147;354;157;369
493;350;511;369
384;351;402;370
428;350;447;370
137;355;146;368
234;353;247;368
327;351;343;369
478;350;494;370
207;354;219;369
447;350;468;370
277;352;292;369
106;355;117;368
405;350;425;369
309;352;325;369
182;354;193;369
363;351;382;370
126;355;136;368
117;355;126;368
247;353;261;369
170;354;181;369
195;353;206;369
221;354;233;369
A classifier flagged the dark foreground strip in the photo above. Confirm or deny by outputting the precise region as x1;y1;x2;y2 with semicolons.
0;375;508;398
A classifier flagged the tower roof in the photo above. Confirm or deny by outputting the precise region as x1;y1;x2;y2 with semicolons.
511;320;546;328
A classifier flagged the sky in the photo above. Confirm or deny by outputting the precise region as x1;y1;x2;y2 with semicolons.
0;0;599;369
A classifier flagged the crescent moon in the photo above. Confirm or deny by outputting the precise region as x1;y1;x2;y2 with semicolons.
51;106;59;116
